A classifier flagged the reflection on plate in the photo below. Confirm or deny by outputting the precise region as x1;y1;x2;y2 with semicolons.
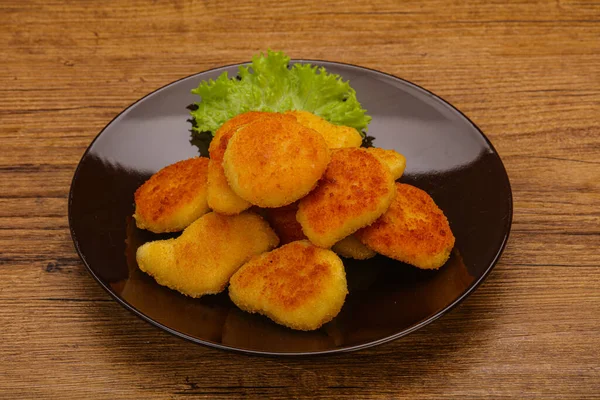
69;61;512;355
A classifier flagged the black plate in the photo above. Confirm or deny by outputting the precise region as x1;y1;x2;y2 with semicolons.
69;61;512;355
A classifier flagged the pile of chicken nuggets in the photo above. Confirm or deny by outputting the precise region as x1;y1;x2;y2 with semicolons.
133;111;455;331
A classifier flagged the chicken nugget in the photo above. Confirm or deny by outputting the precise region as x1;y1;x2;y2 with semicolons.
263;202;307;245
136;212;279;297
207;113;267;215
133;157;210;233
297;147;396;248
286;110;363;149
355;183;455;270
229;240;348;331
366;147;407;180
223;116;330;207
208;112;299;214
331;235;376;260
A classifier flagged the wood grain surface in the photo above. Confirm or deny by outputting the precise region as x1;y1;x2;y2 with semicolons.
1;0;599;398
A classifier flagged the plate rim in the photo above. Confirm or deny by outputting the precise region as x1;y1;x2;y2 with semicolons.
68;59;513;356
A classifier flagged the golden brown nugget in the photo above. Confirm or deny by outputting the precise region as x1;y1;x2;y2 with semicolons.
366;147;407;180
133;157;210;233
223;116;330;208
331;235;376;260
136;212;279;298
297;147;396;248
263;202;307;245
286;110;363;149
229;241;348;331
355;183;455;270
207;112;274;215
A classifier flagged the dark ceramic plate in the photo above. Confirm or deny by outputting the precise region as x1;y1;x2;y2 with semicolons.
69;61;512;356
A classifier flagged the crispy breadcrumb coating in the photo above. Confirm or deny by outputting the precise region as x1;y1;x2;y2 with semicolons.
133;157;210;233
355;183;455;269
223;116;330;207
136;212;279;297
286;110;362;149
297;148;396;248
207;112;272;215
366;148;406;180
229;240;347;331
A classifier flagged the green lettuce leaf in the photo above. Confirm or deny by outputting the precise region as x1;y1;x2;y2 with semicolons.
189;50;371;136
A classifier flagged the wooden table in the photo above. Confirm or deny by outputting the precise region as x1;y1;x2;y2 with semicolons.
2;0;599;398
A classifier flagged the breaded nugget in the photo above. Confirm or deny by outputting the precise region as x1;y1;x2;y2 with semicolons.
133;157;210;233
286;110;363;149
207;113;269;215
136;212;279;297
208;112;299;214
297;148;396;248
229;240;348;331
223;116;330;207
331;235;376;260
263;202;307;245
366;147;407;180
355;183;455;269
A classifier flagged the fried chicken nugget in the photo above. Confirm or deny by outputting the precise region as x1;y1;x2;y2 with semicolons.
263;202;375;260
136;212;279;297
263;202;307;245
355;183;455;270
229;240;348;331
286;110;363;149
133;157;210;233
297;148;396;248
331;235;376;260
223;116;330;208
366;148;407;180
207;112;271;215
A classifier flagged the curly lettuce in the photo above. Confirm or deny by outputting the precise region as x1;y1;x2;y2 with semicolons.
189;50;371;137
